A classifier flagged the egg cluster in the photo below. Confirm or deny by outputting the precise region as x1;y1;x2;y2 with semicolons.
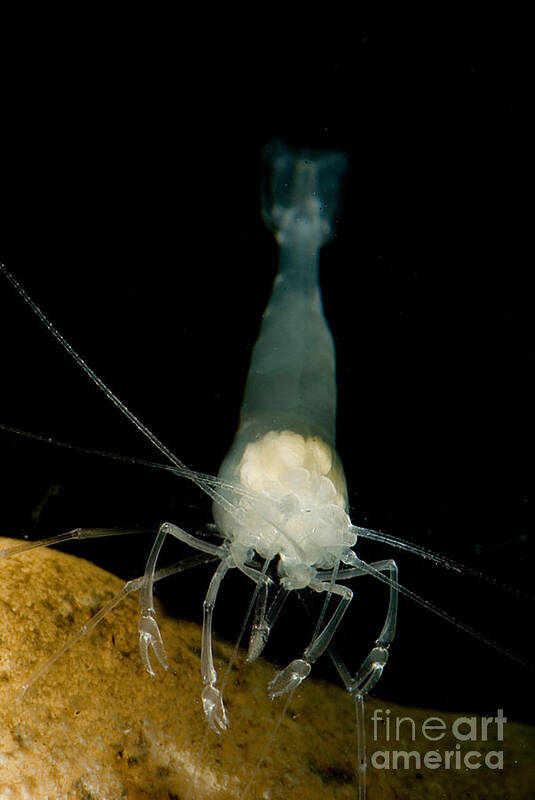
231;430;356;579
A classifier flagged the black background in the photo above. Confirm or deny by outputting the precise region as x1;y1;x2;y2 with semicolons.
1;21;532;734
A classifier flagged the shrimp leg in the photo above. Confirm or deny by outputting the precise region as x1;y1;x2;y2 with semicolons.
247;584;291;662
201;555;273;733
136;521;230;681
138;524;170;676
201;556;234;733
267;557;399;699
267;580;353;697
345;559;399;696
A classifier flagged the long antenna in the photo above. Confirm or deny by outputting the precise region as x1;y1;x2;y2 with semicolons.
0;263;231;512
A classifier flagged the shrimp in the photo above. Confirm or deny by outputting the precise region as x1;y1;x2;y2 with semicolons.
0;141;532;799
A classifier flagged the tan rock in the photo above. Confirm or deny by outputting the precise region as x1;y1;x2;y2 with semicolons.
0;537;533;799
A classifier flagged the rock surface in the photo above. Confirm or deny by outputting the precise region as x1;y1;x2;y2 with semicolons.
0;536;533;799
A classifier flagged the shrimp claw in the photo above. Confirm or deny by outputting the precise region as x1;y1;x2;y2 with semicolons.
202;684;229;733
138;610;168;676
267;658;311;698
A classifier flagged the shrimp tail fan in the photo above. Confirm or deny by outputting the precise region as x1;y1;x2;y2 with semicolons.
261;139;347;247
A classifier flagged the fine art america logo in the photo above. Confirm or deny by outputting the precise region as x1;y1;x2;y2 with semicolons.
370;708;506;770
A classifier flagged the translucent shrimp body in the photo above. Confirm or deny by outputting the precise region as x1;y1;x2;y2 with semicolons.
209;143;388;798
1;144;394;800
214;142;354;589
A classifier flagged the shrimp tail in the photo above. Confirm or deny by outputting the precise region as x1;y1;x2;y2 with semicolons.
261;139;347;248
